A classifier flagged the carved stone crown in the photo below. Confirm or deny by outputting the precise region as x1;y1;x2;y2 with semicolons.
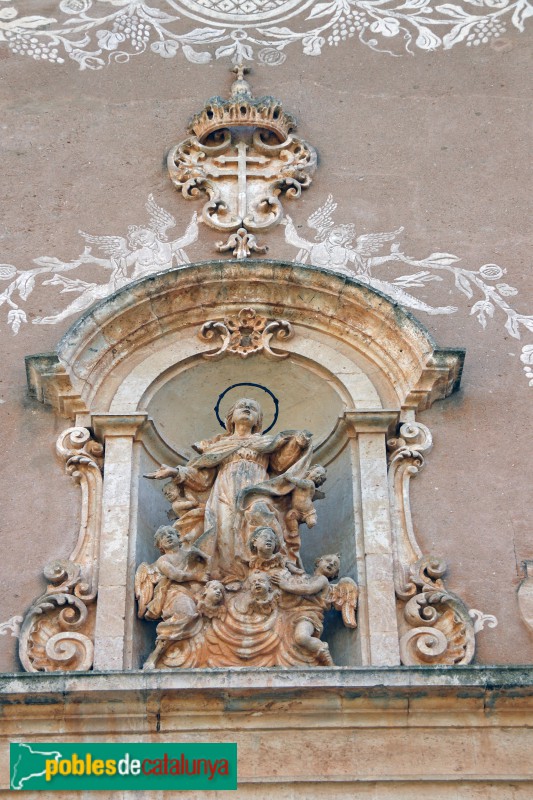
188;64;296;143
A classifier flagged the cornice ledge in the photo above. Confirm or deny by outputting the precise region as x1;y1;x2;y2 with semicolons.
2;665;533;700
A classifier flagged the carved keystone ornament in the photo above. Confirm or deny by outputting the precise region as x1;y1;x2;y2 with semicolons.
167;64;317;258
199;307;293;360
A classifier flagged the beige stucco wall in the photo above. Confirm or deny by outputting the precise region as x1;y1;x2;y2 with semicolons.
0;19;533;800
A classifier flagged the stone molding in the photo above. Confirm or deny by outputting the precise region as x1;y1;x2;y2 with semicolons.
26;260;464;417
17;260;481;674
1;668;533;795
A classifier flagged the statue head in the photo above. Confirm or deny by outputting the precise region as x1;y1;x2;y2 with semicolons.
249;526;280;558
154;525;181;553
162;483;180;502
247;570;273;600
306;465;327;487
200;580;225;607
315;553;340;580
225;397;263;434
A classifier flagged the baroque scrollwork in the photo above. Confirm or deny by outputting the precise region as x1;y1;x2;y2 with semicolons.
388;424;496;665
18;428;103;672
199;307;293;359
398;557;476;666
167;64;316;257
387;421;433;597
138;397;358;668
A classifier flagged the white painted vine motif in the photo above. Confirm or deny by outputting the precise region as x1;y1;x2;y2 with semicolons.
0;195;198;329
0;0;531;69
0;615;23;638
284;195;533;385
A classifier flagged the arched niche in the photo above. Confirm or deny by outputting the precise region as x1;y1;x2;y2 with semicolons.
22;260;473;674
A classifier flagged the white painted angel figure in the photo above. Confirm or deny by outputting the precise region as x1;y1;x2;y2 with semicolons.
33;195;198;325
283;195;457;316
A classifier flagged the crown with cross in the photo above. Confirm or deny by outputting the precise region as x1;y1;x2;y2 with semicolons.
187;63;297;144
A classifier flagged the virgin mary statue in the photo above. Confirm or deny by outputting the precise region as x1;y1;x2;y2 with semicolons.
147;398;314;582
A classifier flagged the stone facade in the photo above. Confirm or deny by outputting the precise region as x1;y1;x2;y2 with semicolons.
1;3;532;795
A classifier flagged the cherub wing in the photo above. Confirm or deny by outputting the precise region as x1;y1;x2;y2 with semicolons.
146;194;175;242
307;194;337;241
328;577;359;628
134;562;160;619
354;227;404;257
79;231;129;259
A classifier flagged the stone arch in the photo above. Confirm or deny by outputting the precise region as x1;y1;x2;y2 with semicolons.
23;261;469;672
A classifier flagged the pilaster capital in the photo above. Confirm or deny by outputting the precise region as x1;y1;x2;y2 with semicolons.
91;413;148;440
343;410;399;436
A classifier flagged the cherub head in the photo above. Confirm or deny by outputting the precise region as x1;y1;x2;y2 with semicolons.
249;526;280;559
314;553;340;580
197;580;226;619
328;224;355;246
248;570;274;601
200;580;225;607
162;483;180;503
306;465;327;487
225;398;263;435
154;525;181;554
128;225;156;249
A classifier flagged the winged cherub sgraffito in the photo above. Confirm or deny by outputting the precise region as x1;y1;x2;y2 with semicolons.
135;397;358;669
0;195;198;332
283;194;458;316
33;195;198;326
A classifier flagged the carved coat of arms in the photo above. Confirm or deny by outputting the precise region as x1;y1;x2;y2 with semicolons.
167;64;317;258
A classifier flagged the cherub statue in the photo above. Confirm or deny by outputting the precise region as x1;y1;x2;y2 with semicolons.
33;195;198;325
283;194;457;316
248;526;303;576
272;553;359;665
284;464;327;561
234;570;280;618
197;580;226;621
134;525;210;670
145;465;205;544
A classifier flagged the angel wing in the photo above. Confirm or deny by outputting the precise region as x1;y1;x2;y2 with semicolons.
307;194;337;241
79;231;129;259
354;227;404;258
328;577;359;628
134;562;160;619
146;194;175;242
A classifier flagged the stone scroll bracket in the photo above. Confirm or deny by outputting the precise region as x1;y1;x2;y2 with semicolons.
386;421;497;666
18;427;103;673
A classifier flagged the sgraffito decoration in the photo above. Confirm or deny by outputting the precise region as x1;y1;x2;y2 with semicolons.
0;195;198;330
285;195;533;387
167;64;316;258
1;0;531;70
1;192;532;386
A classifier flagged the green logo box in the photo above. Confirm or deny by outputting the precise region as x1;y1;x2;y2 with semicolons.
10;742;237;791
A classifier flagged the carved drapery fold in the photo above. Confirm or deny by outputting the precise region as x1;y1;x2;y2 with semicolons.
18;428;103;672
